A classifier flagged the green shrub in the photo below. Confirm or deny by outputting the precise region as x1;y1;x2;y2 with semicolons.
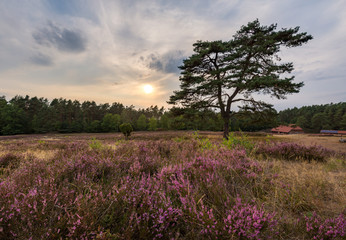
89;137;103;150
222;132;255;154
119;123;133;139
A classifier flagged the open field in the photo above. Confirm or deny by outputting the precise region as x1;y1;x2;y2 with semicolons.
273;134;346;154
0;131;345;239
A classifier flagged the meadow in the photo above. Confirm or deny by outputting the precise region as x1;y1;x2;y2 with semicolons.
0;131;345;239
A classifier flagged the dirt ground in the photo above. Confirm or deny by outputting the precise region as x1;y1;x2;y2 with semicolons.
274;134;346;153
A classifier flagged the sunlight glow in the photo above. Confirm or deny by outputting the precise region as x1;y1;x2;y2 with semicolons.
143;84;154;94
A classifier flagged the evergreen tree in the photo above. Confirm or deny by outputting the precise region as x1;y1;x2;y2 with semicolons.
169;19;312;139
136;114;147;131
159;113;170;130
102;113;121;132
148;117;157;131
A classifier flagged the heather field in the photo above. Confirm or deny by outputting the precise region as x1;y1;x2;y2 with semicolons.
0;131;345;239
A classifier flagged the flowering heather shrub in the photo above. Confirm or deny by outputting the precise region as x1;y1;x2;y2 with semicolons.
255;142;334;162
0;153;22;169
0;136;342;239
304;212;345;239
114;175;182;239
222;197;278;239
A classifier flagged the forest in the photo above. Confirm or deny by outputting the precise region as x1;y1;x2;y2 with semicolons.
278;102;346;132
0;95;345;135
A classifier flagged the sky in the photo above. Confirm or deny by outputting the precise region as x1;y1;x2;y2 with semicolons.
0;0;345;111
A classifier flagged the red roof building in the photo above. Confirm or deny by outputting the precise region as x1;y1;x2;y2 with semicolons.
271;125;304;134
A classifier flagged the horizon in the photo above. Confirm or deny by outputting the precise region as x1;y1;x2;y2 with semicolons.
1;93;344;113
1;0;345;111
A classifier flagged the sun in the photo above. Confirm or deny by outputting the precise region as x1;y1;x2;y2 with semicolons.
143;84;153;94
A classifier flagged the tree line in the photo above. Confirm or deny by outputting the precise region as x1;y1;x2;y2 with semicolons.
0;95;161;135
0;95;279;135
1;95;344;136
278;102;346;132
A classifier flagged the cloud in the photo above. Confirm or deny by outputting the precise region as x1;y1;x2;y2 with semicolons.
32;22;87;53
30;53;53;66
146;51;185;74
0;0;345;110
45;0;99;23
148;54;164;72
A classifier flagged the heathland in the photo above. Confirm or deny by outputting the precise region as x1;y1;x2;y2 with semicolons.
0;131;345;239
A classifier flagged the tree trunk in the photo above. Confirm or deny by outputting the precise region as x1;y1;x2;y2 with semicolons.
223;117;230;140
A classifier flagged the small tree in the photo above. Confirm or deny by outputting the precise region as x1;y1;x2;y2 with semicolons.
296;116;309;130
102;113;120;132
148;117;157;131
136;114;147;131
89;120;101;133
119;123;133;139
168;19;312;139
159;113;170;130
311;113;327;132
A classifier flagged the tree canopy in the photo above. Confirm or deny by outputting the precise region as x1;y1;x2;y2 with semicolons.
278;102;346;132
0;93;343;136
168;19;312;138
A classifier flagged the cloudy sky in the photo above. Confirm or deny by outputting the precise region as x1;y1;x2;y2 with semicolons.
0;0;345;110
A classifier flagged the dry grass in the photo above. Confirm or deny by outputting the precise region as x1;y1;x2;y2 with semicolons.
26;149;58;160
267;158;345;215
274;134;346;153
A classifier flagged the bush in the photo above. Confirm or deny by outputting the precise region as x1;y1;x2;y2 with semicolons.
304;212;345;239
255;142;333;162
88;137;103;150
222;197;278;239
222;132;255;154
0;153;22;169
119;123;133;139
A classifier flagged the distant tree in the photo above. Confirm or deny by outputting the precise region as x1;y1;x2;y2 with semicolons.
277;102;345;132
340;113;346;130
109;102;125;115
88;120;101;133
0;104;27;135
159;113;170;130
334;107;345;129
296;116;309;130
237;108;278;131
136;114;147;131
170;115;186;130
148;117;157;131
8;95;31;133
31;115;42;133
168;19;312;139
311;113;327;132
81;100;101;125
70;121;83;133
0;96;7;133
121;106;138;127
119;123;133;139
102;113;120;132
